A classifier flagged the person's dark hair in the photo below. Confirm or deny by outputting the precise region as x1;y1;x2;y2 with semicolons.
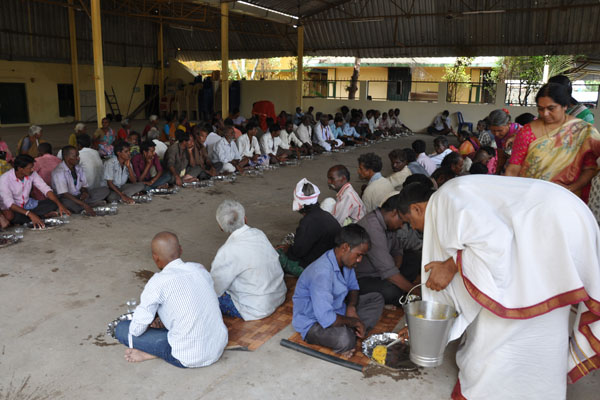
140;140;156;154
388;149;406;162
431;166;457;184
224;118;234;127
433;136;449;148
14;154;35;170
412;139;426;154
358;153;382;173
469;162;489;174
536;83;571;107
458;130;471;140
515;112;536;126
266;117;275;126
37;142;52;155
128;131;140;139
232;107;240;114
341;106;349;114
403;174;434;189
334;223;371;249
198;124;210;133
441;151;462;168
308;106;314;112
77;133;92;149
114;140;130;155
246;121;258;131
331;165;350;182
285;120;294;127
269;123;281;133
334;116;343;124
442;110;449;116
403;148;417;163
477;119;488;129
548;75;573;93
395;183;436;214
480;146;495;157
61;145;77;159
176;130;190;143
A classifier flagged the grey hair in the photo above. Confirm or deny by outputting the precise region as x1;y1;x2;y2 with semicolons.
216;199;246;233
149;115;158;121
487;109;511;127
74;122;85;132
29;125;42;136
147;127;160;140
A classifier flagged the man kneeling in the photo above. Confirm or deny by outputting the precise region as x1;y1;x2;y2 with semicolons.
292;224;384;357
211;200;287;320
115;232;228;367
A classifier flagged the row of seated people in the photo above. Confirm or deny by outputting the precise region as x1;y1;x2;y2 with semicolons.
113;172;424;366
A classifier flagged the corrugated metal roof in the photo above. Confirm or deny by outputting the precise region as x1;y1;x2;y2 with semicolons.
1;0;600;63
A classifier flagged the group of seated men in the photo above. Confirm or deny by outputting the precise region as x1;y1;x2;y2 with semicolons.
0;104;417;229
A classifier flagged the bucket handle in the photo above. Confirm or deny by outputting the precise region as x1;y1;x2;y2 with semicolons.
399;283;424;306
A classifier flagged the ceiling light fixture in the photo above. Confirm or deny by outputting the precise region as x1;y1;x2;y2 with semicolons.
236;1;299;20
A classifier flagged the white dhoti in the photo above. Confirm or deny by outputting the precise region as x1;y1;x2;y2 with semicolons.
420;175;600;400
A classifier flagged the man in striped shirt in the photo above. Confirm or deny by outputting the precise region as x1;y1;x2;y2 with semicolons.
327;165;365;226
115;232;228;367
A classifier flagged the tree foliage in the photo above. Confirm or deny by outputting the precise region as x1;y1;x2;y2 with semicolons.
443;57;474;102
489;55;580;105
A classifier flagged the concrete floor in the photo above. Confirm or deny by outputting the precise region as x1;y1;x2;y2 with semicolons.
1;122;598;399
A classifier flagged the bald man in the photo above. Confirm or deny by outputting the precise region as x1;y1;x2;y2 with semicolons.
114;232;228;368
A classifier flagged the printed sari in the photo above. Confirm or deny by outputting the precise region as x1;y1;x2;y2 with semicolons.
519;119;600;199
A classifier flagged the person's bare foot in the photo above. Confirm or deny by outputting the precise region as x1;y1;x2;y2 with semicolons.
124;348;157;363
340;349;355;359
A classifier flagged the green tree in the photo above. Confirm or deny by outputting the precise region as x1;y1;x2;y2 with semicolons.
489;55;580;105
443;57;474;102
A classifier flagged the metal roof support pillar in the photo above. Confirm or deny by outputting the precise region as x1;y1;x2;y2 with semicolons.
158;22;164;99
221;2;229;116
296;25;304;109
68;0;81;121
91;0;106;127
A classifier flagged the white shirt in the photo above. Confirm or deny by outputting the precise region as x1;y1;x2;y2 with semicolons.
434;114;449;130
417;152;437;175
211;225;287;321
296;124;312;145
333;183;366;225
152;139;168;160
205;132;222;156
129;259;228;367
313;122;333;151
232;115;246;125
429;148;453;168
362;174;395;213
259;132;283;156
211;138;241;164
279;130;303;149
79;147;104;189
236;134;261;158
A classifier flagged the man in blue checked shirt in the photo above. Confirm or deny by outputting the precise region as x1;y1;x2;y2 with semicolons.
292;224;384;357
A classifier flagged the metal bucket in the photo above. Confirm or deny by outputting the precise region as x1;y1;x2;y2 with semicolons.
401;284;458;367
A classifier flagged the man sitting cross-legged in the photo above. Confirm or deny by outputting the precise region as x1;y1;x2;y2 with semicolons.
292;224;384;357
358;153;395;213
131;140;172;190
211;200;287;320
260;124;291;165
115;232;228;367
210;126;249;173
51;146;110;215
102;141;145;204
356;193;422;305
279;178;341;277
165;130;204;186
0;155;70;228
327;165;365;226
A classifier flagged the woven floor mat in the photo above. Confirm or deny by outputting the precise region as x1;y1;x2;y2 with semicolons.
282;306;404;368
224;276;297;351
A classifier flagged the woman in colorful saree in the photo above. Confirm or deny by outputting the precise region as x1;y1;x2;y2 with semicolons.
505;83;600;202
548;74;595;124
